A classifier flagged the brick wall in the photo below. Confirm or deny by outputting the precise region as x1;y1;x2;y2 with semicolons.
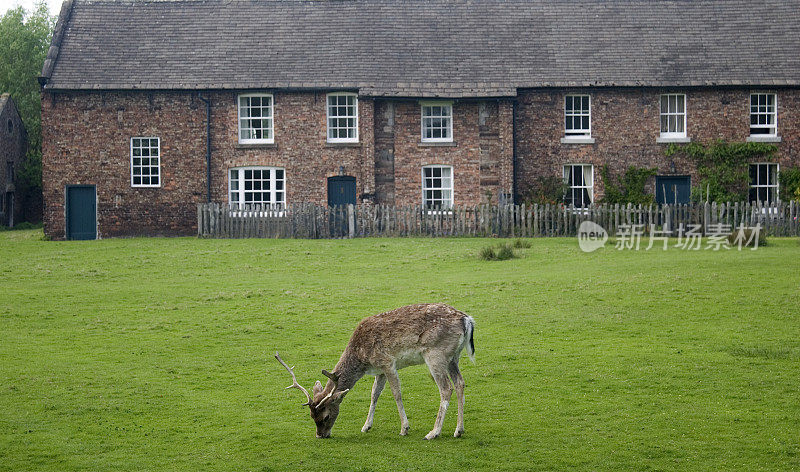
41;87;800;239
515;88;800;202
378;99;513;206
42;91;207;239
207;91;375;205
42;91;377;239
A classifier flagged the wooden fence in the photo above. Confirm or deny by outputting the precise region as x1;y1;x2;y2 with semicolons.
197;201;800;239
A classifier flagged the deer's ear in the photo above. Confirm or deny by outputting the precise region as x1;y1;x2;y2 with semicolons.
322;369;339;382
312;380;323;396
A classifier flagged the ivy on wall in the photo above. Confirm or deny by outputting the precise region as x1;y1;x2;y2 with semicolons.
599;165;657;205
665;141;778;202
523;176;567;205
779;167;800;202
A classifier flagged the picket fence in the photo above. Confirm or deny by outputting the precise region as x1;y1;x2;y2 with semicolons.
197;201;800;239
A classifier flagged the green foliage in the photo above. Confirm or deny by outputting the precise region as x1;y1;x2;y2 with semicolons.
479;242;517;260
1;3;55;221
665;141;778;202
778;167;800;202
0;221;42;231
495;243;515;260
478;245;496;260
524;176;567;205
512;238;532;249
599;165;656;204
2;234;800;470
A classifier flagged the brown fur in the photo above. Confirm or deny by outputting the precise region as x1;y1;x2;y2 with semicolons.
283;303;474;439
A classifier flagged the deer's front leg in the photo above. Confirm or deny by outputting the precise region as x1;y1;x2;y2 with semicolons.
384;369;410;436
361;374;386;433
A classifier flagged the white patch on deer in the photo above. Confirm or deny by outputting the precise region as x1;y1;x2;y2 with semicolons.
394;349;424;369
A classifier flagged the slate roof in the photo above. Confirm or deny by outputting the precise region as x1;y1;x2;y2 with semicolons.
41;0;800;97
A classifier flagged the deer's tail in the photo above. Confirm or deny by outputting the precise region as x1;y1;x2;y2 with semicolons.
463;315;475;363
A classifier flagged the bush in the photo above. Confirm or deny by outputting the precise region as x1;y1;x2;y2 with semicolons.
727;228;768;247
779;167;800;202
0;221;42;231
479;243;517;261
524;176;567;205
600;165;656;205
496;244;515;260
512;238;532;249
479;246;497;260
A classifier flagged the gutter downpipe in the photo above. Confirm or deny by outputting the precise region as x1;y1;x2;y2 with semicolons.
512;98;518;204
197;94;212;202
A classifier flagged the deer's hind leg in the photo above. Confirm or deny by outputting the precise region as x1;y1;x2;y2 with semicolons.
423;353;453;440
362;374;386;433
448;358;465;437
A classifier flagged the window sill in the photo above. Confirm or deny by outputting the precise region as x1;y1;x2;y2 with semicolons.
656;137;691;144
325;142;361;148
746;136;781;143
560;137;595;144
419;141;457;147
236;142;277;149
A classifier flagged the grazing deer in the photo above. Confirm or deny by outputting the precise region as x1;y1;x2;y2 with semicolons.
275;303;475;440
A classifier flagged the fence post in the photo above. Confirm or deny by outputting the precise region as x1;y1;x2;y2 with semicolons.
347;204;355;239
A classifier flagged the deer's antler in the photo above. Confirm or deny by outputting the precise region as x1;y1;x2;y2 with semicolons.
275;351;312;406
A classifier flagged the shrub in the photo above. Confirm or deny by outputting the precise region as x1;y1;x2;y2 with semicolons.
479;246;497;260
512;238;532;249
726;228;767;247
479;243;518;261
496;244;515;260
600;165;656;205
524;176;567;205
0;221;42;231
779;167;800;202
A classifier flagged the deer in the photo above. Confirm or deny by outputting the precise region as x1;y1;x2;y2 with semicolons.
275;303;475;440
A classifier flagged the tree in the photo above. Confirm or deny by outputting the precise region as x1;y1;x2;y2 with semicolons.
0;2;55;222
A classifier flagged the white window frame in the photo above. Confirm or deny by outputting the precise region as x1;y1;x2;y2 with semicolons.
420;102;453;143
326;92;359;143
228;166;286;210
130;137;161;188
749;93;778;139
749;162;779;204
563;164;594;208
563;94;591;140
238;93;274;144
421;165;454;209
659;94;687;139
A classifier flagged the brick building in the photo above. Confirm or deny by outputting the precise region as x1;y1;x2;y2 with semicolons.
0;94;27;228
40;0;800;239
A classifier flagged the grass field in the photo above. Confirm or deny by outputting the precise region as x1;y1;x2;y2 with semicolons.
1;230;799;471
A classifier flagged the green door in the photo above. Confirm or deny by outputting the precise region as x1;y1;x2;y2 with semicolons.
66;185;97;240
327;176;357;206
655;176;691;205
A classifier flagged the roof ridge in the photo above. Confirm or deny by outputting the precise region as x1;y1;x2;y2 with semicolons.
39;0;74;84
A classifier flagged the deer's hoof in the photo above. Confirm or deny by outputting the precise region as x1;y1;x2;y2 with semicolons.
454;429;464;438
424;431;440;440
400;425;410;436
361;424;372;433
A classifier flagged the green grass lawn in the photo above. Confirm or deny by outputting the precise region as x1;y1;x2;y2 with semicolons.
1;230;799;471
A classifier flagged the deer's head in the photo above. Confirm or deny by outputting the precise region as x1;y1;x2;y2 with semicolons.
275;352;349;438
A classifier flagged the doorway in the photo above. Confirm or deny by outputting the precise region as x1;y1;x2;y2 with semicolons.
66;185;97;240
